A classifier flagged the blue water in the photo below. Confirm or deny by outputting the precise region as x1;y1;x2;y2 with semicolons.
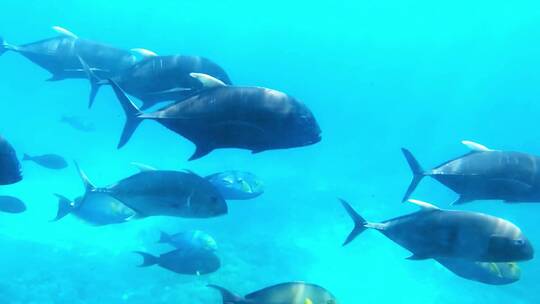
2;1;540;303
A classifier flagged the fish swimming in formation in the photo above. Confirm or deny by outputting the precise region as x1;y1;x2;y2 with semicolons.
134;248;221;275
85;53;232;109
109;73;321;160
0;135;22;185
158;230;218;251
340;199;534;262
208;282;338;304
436;258;520;285
205;171;264;200
0;26;135;82
0;196;26;213
60;115;96;132
23;153;68;169
402;140;540;204
53;193;136;226
75;163;227;218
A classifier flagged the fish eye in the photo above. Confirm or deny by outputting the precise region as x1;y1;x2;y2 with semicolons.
514;239;525;246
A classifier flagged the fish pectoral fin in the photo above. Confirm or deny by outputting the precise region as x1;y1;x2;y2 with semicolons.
130;48;159;58
190;73;227;88
407;199;440;211
406;253;431;260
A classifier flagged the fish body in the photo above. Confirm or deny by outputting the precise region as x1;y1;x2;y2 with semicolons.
23;153;68;169
135;248;220;275
158;230;218;251
0;136;22;185
436;258;520;285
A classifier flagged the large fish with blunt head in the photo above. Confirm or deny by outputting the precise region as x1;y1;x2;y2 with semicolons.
108;73;321;160
0;26;136;101
0;135;22;185
74;163;227;218
402;140;540;204
209;282;338;304
84;51;232;109
340;199;533;262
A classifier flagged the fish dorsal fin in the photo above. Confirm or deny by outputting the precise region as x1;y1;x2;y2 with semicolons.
190;73;226;88
52;26;78;39
130;162;157;172
73;161;96;192
461;140;492;152
130;48;159;58
407;199;440;211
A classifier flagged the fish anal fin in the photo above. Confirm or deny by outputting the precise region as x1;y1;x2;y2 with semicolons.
451;196;472;205
189;144;213;161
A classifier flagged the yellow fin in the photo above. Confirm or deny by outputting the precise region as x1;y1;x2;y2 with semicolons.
305;298;313;304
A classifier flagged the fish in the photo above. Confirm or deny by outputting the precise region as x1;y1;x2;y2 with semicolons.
53;193;136;226
206;171;264;200
402;140;540;204
208;282;338;304
75;163;227;218
436;258;521;285
60;115;96;132
83;53;232;109
23;153;68;169
158;230;218;251
109;73;321;160
0;135;22;185
134;248;220;275
0;26;136;101
0;196;26;213
340;198;534;262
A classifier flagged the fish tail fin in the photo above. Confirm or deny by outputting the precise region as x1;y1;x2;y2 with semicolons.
0;37;16;55
133;251;158;267
158;231;171;243
207;285;244;304
52;193;74;221
109;80;144;149
339;198;372;246
73;161;96;193
401;148;426;202
22;154;31;161
77;55;104;109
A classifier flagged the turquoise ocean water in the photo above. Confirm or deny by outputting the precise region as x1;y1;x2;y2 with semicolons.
1;1;540;303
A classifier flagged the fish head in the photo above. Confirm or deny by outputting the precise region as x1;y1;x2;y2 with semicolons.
485;234;534;262
286;105;322;147
214;171;265;198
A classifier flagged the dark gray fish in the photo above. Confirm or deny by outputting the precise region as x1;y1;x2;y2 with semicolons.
0;196;26;213
340;199;534;262
0;136;22;185
209;282;338;304
134;248;220;275
53;193;136;226
206;171;264;200
436;258;520;285
402;140;540;204
109;74;321;160
23;153;68;169
0;26;135;103
158;230;218;251
85;54;232;110
75;163;227;218
60;115;95;132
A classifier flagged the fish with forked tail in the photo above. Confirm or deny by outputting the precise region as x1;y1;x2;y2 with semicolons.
108;73;321;160
340;198;534;262
134;248;220;275
23;153;68;170
402;140;540;204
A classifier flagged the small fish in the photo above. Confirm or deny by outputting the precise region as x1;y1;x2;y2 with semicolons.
0;136;22;185
134;248;220;275
23;154;68;170
209;282;338;304
206;171;264;200
60;115;96;132
158;230;218;251
436;258;521;285
0;196;26;213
